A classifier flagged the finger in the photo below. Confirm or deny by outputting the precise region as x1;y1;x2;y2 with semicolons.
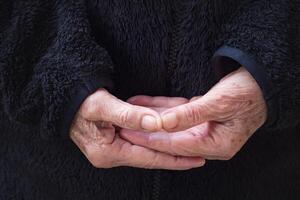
71;121;116;152
120;122;246;160
119;129;209;157
160;96;219;132
113;136;206;170
120;129;176;154
119;123;218;158
80;89;162;131
73;129;205;170
127;95;189;108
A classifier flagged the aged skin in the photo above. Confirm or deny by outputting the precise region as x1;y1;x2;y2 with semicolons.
120;67;267;160
70;89;205;169
70;66;266;169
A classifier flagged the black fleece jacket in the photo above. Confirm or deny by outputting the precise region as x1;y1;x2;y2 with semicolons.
0;0;299;199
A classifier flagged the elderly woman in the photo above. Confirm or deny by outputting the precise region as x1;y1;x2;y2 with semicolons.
0;0;299;199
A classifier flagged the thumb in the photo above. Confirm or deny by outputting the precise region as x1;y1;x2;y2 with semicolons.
160;95;220;132
80;89;162;131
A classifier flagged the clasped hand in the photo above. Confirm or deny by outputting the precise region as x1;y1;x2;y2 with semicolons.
70;67;267;170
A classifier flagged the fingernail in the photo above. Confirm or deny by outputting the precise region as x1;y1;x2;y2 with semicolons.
141;115;158;131
162;112;178;130
199;159;206;166
193;158;205;167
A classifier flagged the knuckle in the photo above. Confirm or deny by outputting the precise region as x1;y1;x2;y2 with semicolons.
118;108;131;127
140;153;160;169
183;104;201;125
86;148;101;167
214;97;231;111
147;154;159;169
80;89;109;119
147;135;162;148
221;136;242;160
168;138;179;155
212;137;236;160
85;146;112;168
81;105;94;118
81;92;108;119
146;135;155;147
220;148;236;161
175;133;198;155
89;160;103;168
82;103;98;119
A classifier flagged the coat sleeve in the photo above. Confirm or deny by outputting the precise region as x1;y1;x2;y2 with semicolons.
212;0;300;131
0;0;114;139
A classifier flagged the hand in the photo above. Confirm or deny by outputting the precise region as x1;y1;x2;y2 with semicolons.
120;67;267;160
70;89;205;169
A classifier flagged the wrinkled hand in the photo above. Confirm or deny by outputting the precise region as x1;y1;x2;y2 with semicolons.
70;89;205;169
121;67;267;160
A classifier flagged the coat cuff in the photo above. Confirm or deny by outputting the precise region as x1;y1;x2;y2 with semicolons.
211;45;277;128
60;75;113;139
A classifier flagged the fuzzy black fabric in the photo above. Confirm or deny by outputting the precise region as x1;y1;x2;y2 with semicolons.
0;0;299;199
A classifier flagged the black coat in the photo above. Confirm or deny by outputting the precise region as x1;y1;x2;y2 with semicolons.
1;0;300;199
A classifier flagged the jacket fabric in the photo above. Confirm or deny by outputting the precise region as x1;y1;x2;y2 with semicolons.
0;0;300;199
